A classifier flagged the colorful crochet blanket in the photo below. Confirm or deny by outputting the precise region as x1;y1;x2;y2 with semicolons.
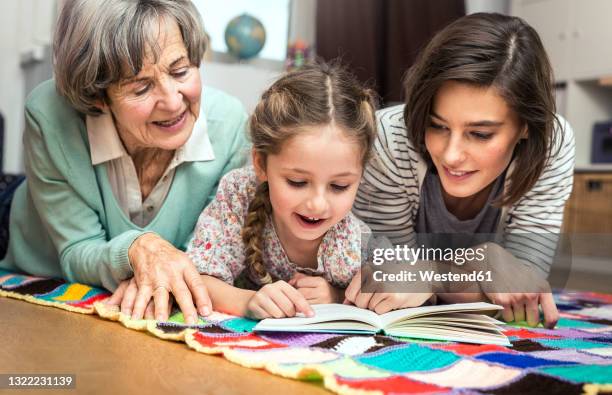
1;268;611;394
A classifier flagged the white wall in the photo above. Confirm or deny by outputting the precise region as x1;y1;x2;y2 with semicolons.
201;0;317;112
0;0;56;173
465;0;509;14
0;1;27;173
201;62;281;112
193;0;291;61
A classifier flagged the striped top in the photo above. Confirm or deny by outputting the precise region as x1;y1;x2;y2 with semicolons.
353;105;575;274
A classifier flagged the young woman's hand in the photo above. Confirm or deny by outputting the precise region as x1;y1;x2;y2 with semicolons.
485;291;558;328
289;273;344;304
344;271;433;314
479;242;559;328
246;280;314;320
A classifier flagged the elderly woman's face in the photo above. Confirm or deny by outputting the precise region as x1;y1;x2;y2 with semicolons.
105;18;201;153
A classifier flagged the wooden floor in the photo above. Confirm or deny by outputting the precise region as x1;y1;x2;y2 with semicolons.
0;298;329;395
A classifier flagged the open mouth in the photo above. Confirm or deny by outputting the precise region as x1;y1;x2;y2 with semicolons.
152;110;187;128
296;214;326;226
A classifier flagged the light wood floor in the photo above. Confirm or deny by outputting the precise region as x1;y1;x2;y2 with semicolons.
0;298;329;395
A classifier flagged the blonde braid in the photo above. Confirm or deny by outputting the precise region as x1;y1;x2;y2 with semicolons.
242;181;273;285
241;62;378;287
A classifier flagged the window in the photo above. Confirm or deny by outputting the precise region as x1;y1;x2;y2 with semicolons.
192;0;291;61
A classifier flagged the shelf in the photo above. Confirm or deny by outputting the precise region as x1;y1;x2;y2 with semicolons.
574;164;612;173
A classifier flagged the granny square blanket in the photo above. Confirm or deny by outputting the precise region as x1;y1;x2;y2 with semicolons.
1;269;611;394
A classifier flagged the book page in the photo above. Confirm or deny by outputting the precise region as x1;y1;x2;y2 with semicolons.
390;318;500;332
386;326;510;346
255;304;383;330
378;302;503;328
390;313;504;326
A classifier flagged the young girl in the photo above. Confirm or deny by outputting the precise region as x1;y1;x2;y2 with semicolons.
351;13;575;328
186;63;384;319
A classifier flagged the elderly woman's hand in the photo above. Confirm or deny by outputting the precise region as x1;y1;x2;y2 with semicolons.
107;233;212;324
105;278;172;320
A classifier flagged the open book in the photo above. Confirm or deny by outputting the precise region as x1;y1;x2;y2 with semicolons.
254;302;510;346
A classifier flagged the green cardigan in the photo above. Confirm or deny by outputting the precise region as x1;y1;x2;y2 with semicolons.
0;80;248;290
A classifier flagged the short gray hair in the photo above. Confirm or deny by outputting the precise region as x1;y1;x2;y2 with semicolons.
53;0;207;115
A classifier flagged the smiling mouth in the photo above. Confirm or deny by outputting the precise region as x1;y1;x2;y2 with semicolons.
444;166;477;177
297;214;325;225
152;110;187;127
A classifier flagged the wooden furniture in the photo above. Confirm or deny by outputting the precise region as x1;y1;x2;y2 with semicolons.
564;170;612;233
562;168;612;257
0;298;328;395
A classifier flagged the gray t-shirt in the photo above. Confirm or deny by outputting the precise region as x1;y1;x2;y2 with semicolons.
416;168;505;234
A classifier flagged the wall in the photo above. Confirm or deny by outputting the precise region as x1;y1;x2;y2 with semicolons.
0;0;56;173
465;0;509;14
201;62;281;112
200;0;317;112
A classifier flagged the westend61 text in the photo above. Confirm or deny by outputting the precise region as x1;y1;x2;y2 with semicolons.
372;270;493;282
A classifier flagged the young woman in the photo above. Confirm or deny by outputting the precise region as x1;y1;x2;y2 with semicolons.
351;13;575;328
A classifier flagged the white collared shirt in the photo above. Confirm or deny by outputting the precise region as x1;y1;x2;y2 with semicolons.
86;107;215;227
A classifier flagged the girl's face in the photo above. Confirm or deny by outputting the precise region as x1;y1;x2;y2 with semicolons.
254;125;363;247
425;81;526;201
105;18;201;154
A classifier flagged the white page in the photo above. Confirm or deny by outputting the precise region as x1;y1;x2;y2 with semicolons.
256;304;383;329
391;320;500;331
389;313;504;326
386;326;510;346
379;302;503;328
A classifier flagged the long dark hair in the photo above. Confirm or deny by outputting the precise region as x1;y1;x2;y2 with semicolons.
403;12;560;207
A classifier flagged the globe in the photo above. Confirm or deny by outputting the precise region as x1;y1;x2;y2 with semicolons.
224;14;266;60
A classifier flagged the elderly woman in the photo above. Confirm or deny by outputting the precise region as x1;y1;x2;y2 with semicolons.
0;0;248;325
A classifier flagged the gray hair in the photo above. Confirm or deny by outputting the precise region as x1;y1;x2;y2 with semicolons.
53;0;207;115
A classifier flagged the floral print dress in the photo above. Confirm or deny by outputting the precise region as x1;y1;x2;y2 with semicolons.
186;166;367;288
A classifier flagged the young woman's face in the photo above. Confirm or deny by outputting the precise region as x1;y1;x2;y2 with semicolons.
255;125;363;246
105;18;202;154
425;81;526;200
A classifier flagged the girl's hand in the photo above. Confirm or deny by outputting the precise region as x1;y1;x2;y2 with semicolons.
485;291;559;329
289;273;344;304
246;280;314;320
344;271;433;314
107;233;212;324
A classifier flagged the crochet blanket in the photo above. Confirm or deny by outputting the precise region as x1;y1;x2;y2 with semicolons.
1;268;611;394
